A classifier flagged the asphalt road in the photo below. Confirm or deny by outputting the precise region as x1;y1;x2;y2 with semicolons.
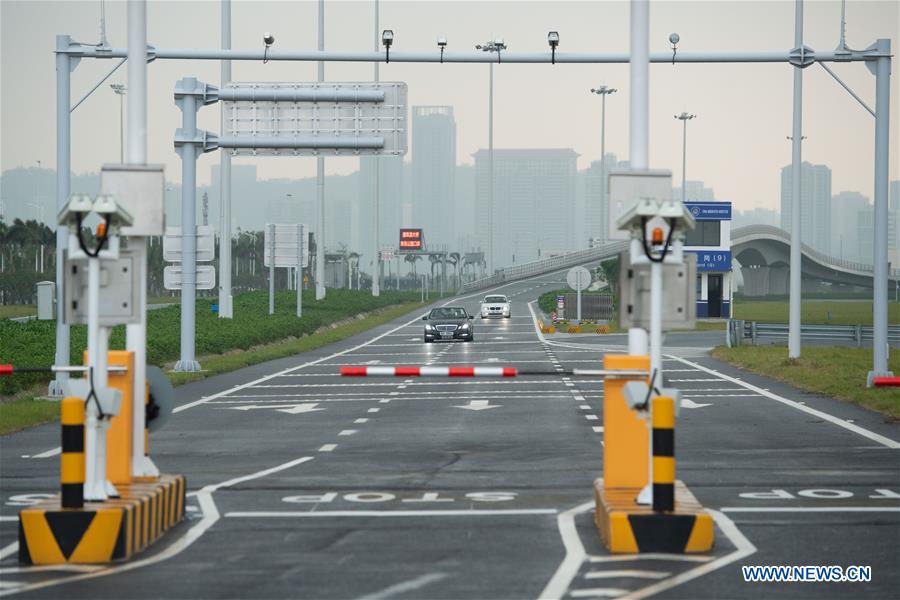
1;271;898;599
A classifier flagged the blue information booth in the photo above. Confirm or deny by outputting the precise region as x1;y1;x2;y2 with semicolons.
684;202;733;319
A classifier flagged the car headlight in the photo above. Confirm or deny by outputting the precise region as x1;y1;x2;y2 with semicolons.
461;323;470;330
425;323;434;331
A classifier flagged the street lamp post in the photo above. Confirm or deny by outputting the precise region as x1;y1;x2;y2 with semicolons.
110;84;126;163
591;86;616;242
477;38;506;274
675;112;696;203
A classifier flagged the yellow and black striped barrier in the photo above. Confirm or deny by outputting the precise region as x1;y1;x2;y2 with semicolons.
652;396;675;512
595;357;714;554
60;397;85;509
18;474;185;564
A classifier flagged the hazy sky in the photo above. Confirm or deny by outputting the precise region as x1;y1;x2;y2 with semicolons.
1;0;898;213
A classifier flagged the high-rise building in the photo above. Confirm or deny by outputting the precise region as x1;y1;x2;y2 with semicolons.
780;162;832;254
673;180;716;202
411;106;456;250
473;148;579;268
585;153;621;247
356;156;404;259
733;207;780;229
831;191;869;262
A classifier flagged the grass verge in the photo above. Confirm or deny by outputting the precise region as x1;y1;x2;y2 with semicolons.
711;345;900;420
0;301;427;435
0;305;36;319
166;301;426;386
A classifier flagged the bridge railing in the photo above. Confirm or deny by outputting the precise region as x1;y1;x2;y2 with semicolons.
732;225;900;278
461;241;628;294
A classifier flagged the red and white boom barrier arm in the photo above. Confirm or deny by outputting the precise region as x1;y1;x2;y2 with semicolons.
340;366;648;378
341;366;518;377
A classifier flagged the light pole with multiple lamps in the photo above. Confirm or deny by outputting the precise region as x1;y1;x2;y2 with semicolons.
675;112;696;203
110;84;126;163
476;38;506;273
591;86;616;243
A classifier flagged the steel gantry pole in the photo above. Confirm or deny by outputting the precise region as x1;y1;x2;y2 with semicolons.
218;0;233;318
126;0;157;476
676;112;696;203
174;78;203;372
627;0;650;360
315;0;326;300
788;0;804;360
591;86;616;244
489;60;494;274
868;38;893;384
50;35;72;397
371;0;380;297
110;84;126;163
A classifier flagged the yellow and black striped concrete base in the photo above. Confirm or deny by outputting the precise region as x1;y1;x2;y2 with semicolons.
18;474;185;565
594;479;714;554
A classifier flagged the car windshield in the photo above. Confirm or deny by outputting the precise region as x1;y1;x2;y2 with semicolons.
484;296;507;303
429;307;468;320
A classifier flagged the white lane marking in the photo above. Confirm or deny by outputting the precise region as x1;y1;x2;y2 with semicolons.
339;429;358;436
568;589;627;598
354;418;369;424
668;355;900;449
622;510;756;600
173;307;436;413
318;444;338;452
588;554;712;563
680;399;713;409
1;457;314;598
0;517;18;522
579;405;591;410
198;456;315;494
585;415;599;421
0;565;103;575
0;542;18;561
225;509;557;518
585;570;670;580
367;408;380;413
454;400;502;411
537;501;594;600
721;506;900;513
592;426;604;433
379;399;391;404
30;447;61;459
355;573;448;600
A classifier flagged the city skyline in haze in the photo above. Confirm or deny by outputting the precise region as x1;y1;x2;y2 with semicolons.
1;0;898;218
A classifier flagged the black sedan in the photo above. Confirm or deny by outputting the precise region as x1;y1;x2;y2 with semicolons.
423;307;475;343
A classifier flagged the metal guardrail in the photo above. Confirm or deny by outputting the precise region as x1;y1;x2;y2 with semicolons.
461;241;628;293
729;320;900;347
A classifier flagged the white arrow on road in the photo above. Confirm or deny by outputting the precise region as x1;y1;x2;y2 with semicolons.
223;403;325;414
454;400;502;411
681;399;712;409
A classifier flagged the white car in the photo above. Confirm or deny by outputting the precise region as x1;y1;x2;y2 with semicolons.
480;295;511;319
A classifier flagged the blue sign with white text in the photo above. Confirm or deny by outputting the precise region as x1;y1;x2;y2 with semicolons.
685;202;732;221
690;250;732;271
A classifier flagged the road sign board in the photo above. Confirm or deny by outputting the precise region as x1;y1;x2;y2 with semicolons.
222;82;408;157
380;247;396;261
164;265;216;291
264;223;308;268
399;228;423;251
567;266;591;291
164;225;215;262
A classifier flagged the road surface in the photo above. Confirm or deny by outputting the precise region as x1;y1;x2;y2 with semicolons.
1;271;898;599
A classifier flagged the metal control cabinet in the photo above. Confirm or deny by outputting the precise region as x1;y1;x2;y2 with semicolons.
619;251;697;330
64;250;141;326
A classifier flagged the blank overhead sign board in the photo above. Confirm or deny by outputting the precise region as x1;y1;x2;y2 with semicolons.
264;223;308;268
222;82;408;157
